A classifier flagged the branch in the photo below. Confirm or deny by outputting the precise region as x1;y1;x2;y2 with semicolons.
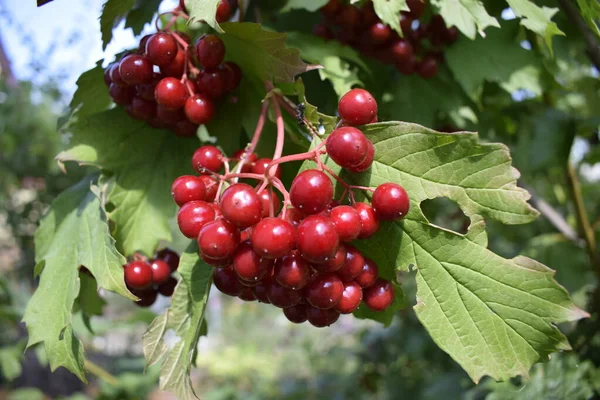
557;0;600;70
84;359;119;386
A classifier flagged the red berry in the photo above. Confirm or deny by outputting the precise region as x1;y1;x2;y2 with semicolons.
135;289;158;307
283;303;308;323
238;287;256;301
363;279;395;311
338;88;378;126
171;175;206;206
119;54;153;85
400;14;413;34
252;282;271;303
196;34;225;69
156;105;184;124
220;183;263;228
396;54;418;75
158;277;177;296
251;217;296;259
196;68;228;99
221;61;242;92
326;127;370;168
313;24;333;41
418;56;438;78
290;170;333;215
390;40;413;64
313;243;346;273
109;83;135;105
216;0;234;22
368;22;392;45
444;26;459;44
337;244;364;282
330;205;362;242
267;281;302;308
109;63;127;86
338;5;361;27
334;281;363;314
274;251;312;290
252;158;281;179
257;188;281;218
283;207;304;228
155;77;188;110
307;306;340;327
213;267;243;296
372;183;410;220
198;219;240;261
103;66;113;86
192;145;223;173
160;48;186;77
199;175;219;202
174;119;199;137
297;215;339;264
407;0;425;17
355;202;380;239
124;260;153;290
305;273;343;309
320;0;341;17
177;200;216;238
179;0;187;12
145;33;178;66
156;248;180;271
355;258;379;288
126;97;155;120
232;241;273;283
347;139;374;173
150;259;171;285
202;253;232;267
138;34;152;54
232;149;257;172
184;94;216;125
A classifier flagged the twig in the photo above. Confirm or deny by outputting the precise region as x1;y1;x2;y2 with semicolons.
557;0;600;70
84;359;119;386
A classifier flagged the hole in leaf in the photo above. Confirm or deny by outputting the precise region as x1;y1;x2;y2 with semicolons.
420;197;470;235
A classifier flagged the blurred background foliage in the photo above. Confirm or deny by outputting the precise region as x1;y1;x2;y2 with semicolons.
1;0;599;398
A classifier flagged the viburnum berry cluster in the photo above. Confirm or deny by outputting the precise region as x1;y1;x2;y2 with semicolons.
314;0;458;78
103;1;241;137
123;249;180;307
171;86;410;328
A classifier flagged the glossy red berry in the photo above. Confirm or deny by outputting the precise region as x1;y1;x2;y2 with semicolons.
338;88;378;126
198;219;240;260
199;175;219;202
305;273;343;309
201;253;232;267
283;303;308;324
372;183;410;220
145;33;178;66
320;0;341;17
135;75;161;102
161;48;186;77
418;56;439;78
156;105;184;124
390;40;413;64
252;283;271;303
347;139;374;173
338;5;361;27
119;54;153;85
213;267;243;296
252;158;281;179
267;281;302;308
326;126;370;168
313;243;346;273
196;34;225;69
290;170;333;215
135;289;158;307
251;217;296;259
196;68;228;99
109;83;135;105
335;281;363;314
238;287;256;301
220;183;263;228
407;0;425;17
126;97;155;120
232;149;257;172
355;258;378;288
177;200;216;238
150;259;171;285
155;77;187;109
156;248;180;271
216;0;234;22
103;66;113;86
329;205;362;242
337;244;365;282
221;61;242;91
307;306;340;327
257;188;281;218
444;26;459;44
179;0;187;12
283;207;304;228
171;175;206;206
158;277;177;296
124;260;153;290
192;145;223;173
368;22;392;45
355;202;380;239
297;215;339;264
363;278;395;311
232;241;273;283
109;63;126;86
184;94;216;125
174;119;199;137
396;54;418;75
274;251;312;290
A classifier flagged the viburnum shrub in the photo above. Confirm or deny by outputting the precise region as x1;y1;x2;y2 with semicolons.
24;0;592;397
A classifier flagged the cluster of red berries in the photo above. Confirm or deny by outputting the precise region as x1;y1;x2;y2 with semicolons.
103;28;242;136
123;249;180;307
314;0;458;78
170;88;410;327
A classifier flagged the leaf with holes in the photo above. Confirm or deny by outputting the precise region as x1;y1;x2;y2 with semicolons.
142;242;212;399
310;122;587;383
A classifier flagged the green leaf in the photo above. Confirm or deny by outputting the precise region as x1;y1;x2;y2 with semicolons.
285;32;368;97
100;0;135;50
77;272;107;333
505;0;564;52
320;122;587;383
7;388;46;400
220;22;319;84
23;175;133;382
576;0;600;38
0;341;26;381
280;0;329;12
372;0;409;36
143;242;212;399
57;108;197;256
445;22;542;101
125;0;161;36
68;62;112;120
431;0;500;39
185;0;223;32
